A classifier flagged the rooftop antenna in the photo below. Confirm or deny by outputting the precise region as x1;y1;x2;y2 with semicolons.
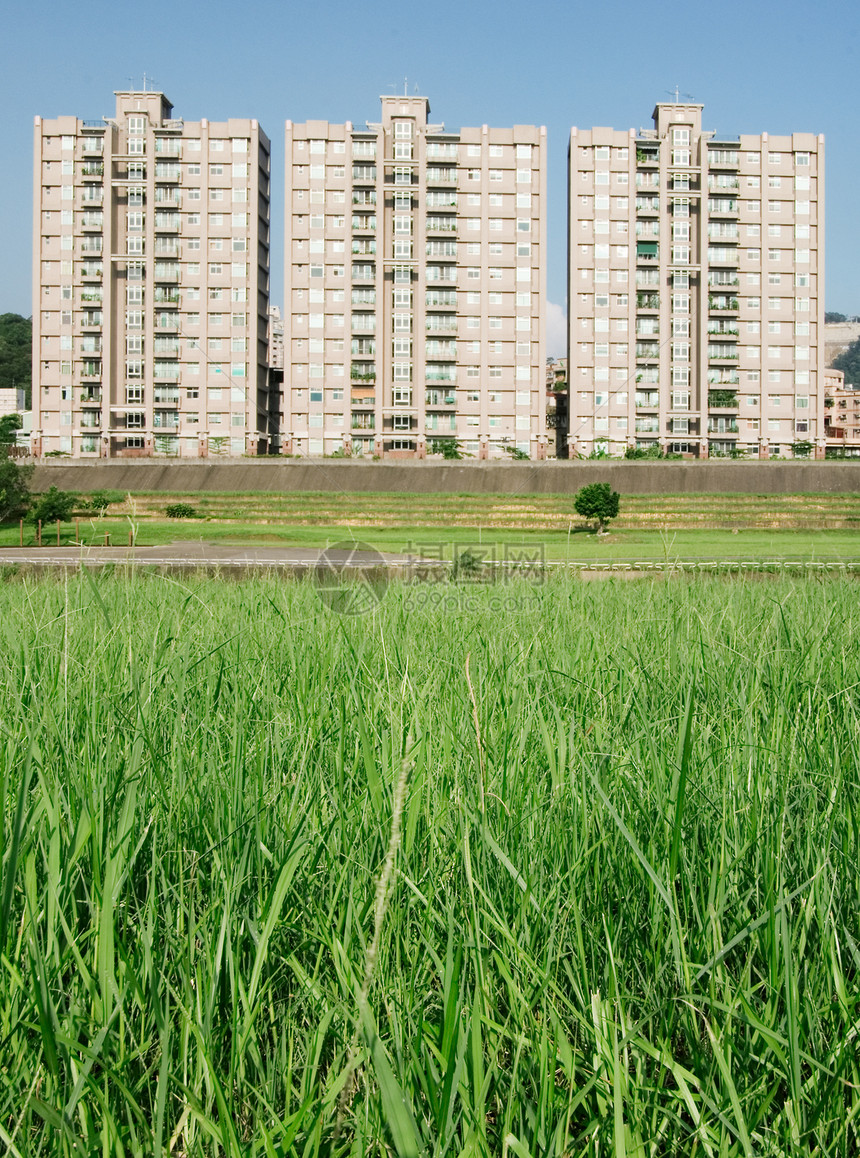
666;85;695;104
403;76;409;97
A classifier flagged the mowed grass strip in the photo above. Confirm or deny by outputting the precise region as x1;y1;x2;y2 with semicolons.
0;572;858;1156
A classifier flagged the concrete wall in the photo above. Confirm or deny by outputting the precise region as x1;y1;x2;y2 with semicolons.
29;458;860;495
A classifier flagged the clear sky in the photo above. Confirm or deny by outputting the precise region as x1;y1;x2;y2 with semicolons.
2;0;857;355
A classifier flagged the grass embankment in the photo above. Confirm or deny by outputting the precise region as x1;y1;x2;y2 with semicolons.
4;490;860;562
0;574;858;1155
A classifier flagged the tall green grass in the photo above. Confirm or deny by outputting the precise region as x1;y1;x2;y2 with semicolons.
0;572;857;1156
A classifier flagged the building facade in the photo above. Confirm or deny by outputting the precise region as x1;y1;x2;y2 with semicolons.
567;103;824;458
32;90;271;457
824;368;860;456
283;95;547;459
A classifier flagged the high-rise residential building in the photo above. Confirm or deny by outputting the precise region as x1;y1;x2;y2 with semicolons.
32;90;271;458
283;94;547;459
567;102;824;459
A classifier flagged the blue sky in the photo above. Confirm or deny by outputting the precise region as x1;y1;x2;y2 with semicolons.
2;0;857;354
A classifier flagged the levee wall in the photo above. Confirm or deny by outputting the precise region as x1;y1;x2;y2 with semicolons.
29;459;860;496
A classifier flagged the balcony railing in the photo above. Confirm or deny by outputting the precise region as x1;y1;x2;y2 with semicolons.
707;323;739;336
635;342;660;359
426;217;457;232
708;295;739;311
426;168;457;184
707;345;738;360
154;288;180;304
350;367;376;381
708;419;739;434
81;164;104;178
80;263;103;279
636;293;660;309
635;392;660;408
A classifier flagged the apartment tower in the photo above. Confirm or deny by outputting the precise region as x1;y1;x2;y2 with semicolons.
32;90;271;457
283;94;547;459
567;102;824;458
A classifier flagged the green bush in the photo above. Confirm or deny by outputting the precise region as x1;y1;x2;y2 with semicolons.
30;486;76;524
86;489;124;513
165;503;199;519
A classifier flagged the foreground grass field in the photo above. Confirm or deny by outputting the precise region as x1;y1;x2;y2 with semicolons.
1;573;858;1155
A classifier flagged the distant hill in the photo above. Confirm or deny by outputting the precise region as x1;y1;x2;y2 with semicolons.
0;314;31;408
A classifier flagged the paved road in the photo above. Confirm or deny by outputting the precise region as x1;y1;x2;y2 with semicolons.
0;540;405;569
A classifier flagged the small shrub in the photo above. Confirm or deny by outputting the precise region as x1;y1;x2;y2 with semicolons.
165;503;199;519
86;489;123;513
30;487;77;524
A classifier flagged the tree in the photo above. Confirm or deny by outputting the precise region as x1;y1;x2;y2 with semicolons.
0;413;22;445
825;312;848;324
0;314;32;407
832;336;860;387
30;487;76;524
574;482;620;534
0;458;32;522
429;438;463;460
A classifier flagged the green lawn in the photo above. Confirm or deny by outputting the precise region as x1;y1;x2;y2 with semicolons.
3;516;860;564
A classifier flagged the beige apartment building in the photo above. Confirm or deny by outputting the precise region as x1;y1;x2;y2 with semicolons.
283;94;547;459
568;102;824;458
32;90;271;457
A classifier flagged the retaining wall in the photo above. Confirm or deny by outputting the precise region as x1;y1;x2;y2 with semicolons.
29;459;860;496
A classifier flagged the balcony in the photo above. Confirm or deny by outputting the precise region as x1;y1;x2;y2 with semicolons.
707;371;739;387
708;418;739;434
707;322;739;337
636;293;660;310
80;263;103;281
155;213;181;232
635;417;660;433
426;216;457;233
81;163;104;179
634;342;660;360
636;243;659;262
80;362;101;380
154;287;180;305
154;263;180;281
708;391;739;410
708;294;739;312
351;415;376;430
351;240;377;255
81;311;103;328
153;411;179;429
351;263;375;281
707;345;738;361
707;176;739;191
352;165;377;183
154;139;182;156
79;411;102;429
350;365;376;382
350;340;376;357
426;389;457;406
351;215;377;232
635;197;659;214
80;389;102;404
425;341;456;359
81;137;104;156
426;168;457;185
154;188;181;206
708;149;739;168
80;239;103;255
426;316;458;333
153;339;180;356
351;191;377;206
707;198;739;215
153;363;180;382
154;163;181;182
154;241;180;258
707;248;738;266
707;274;739;289
635;391;660;409
153;389;180;405
81;214;103;231
635;148;659;166
426;291;457;308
